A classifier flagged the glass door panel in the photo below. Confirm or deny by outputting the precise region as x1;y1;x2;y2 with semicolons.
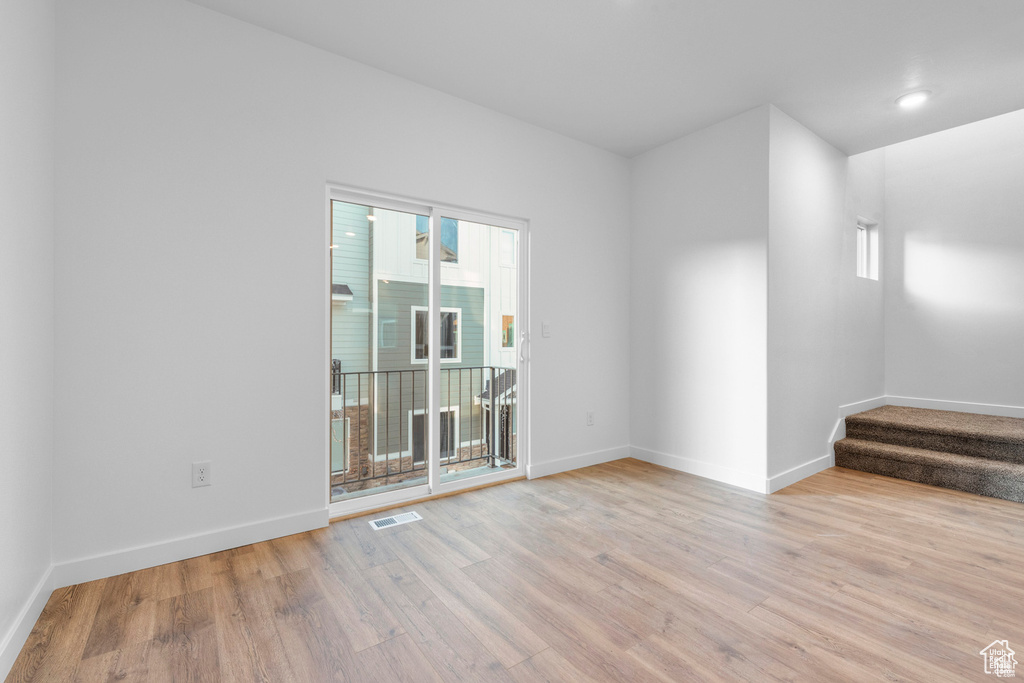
330;199;429;502
438;218;520;485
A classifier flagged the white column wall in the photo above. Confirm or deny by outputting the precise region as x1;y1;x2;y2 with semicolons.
765;107;848;483
0;0;56;675
630;107;770;491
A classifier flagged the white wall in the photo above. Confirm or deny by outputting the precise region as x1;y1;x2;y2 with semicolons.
766;107;848;482
630;107;770;491
884;109;1024;409
837;149;886;405
53;0;630;577
0;0;55;674
629;105;886;493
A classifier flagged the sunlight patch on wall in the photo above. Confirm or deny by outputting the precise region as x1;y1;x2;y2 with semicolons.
904;234;1024;315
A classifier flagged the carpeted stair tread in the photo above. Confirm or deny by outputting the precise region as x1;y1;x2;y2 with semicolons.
846;405;1024;445
836;438;1024;475
845;405;1024;464
835;437;1024;503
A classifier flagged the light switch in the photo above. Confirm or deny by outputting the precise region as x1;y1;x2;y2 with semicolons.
541;321;551;338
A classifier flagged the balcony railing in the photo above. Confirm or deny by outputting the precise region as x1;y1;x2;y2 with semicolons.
330;366;516;499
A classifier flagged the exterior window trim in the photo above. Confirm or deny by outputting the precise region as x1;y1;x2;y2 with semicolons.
411;305;462;365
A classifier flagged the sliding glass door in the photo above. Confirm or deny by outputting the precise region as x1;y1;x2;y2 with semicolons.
328;190;526;515
436;215;520;487
329;199;429;504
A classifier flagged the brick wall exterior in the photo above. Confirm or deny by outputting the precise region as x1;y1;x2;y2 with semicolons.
330;404;516;497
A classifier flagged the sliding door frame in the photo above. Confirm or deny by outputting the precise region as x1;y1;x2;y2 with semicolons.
325;184;529;520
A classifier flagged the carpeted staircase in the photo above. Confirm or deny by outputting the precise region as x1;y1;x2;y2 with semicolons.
834;405;1024;503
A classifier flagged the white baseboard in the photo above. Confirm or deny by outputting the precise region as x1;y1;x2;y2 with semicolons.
630;446;767;493
839;396;889;419
51;508;329;589
829;395;888;448
527;445;629;479
767;453;833;493
0;565;54;682
886;395;1024;419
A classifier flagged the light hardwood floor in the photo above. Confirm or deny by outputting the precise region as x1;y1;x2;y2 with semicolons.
9;459;1024;682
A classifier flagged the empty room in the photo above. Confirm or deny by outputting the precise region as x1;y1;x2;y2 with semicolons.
4;0;1024;680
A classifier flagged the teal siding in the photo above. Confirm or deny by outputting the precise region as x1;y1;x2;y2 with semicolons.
328;208;490;457
375;281;486;455
331;201;371;373
376;281;484;370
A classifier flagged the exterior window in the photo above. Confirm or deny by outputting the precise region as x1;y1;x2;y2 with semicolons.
412;307;461;363
415;215;459;263
379;318;397;349
502;315;515;348
411;409;457;464
500;230;515;266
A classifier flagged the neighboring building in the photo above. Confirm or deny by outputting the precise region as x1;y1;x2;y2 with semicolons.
330;201;518;497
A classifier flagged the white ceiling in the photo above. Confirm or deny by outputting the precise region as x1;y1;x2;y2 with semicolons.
187;0;1024;157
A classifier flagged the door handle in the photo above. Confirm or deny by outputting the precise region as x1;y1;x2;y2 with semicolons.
520;331;529;363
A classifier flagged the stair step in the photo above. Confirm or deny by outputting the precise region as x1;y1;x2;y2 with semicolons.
834;437;1024;503
845;405;1024;464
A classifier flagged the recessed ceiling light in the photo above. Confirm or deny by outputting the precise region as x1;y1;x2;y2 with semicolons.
366;215;377;222
896;90;931;109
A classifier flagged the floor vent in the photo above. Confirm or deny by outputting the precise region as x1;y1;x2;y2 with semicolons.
368;511;422;530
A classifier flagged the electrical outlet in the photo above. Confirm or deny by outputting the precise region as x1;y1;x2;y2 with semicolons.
586;411;595;426
192;461;212;488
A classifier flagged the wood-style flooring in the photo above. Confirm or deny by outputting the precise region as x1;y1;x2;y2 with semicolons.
9;459;1024;682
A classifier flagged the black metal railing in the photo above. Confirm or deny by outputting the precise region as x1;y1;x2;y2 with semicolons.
331;359;342;395
330;367;517;497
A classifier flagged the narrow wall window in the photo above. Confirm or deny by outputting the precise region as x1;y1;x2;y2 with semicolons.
856;225;868;278
856;217;879;280
412;306;461;363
